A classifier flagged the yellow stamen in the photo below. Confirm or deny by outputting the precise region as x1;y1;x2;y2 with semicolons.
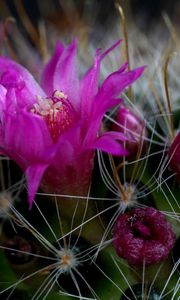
31;91;75;142
54;90;68;100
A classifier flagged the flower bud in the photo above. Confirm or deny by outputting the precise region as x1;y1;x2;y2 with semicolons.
112;105;147;159
113;207;175;266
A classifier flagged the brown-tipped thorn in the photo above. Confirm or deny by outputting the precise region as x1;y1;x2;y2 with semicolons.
163;52;177;141
109;154;127;200
115;0;132;100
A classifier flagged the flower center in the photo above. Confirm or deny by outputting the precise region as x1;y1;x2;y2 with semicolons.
31;90;76;142
133;221;151;238
57;248;79;273
128;214;151;238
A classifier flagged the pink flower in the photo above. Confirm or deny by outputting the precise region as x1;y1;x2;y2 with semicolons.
0;40;145;207
113;207;175;266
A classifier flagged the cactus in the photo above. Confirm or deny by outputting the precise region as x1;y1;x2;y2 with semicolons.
0;1;179;300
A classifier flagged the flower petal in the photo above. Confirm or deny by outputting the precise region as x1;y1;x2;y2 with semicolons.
101;131;129;141
0;57;45;98
80;48;101;119
0;84;7;120
25;164;49;208
86;98;123;142
41;41;64;95
80;40;122;120
97;66;146;104
2;109;54;169
90;133;128;156
53;40;80;110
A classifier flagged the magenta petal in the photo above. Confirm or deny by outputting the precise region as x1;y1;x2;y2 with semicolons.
83;98;123;147
98;98;122;115
0;84;7;119
90;134;128;156
0;57;45;97
41;41;64;95
56;122;82;150
118;62;129;73
101;131;129;141
53;40;80;110
3;110;53;169
97;66;146;103
25;164;49;208
100;39;122;61
80;40;122;120
92;98;122;126
80;48;102;121
4;88;17;115
84;120;126;146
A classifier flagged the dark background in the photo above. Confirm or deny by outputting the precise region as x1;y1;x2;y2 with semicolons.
1;0;179;33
